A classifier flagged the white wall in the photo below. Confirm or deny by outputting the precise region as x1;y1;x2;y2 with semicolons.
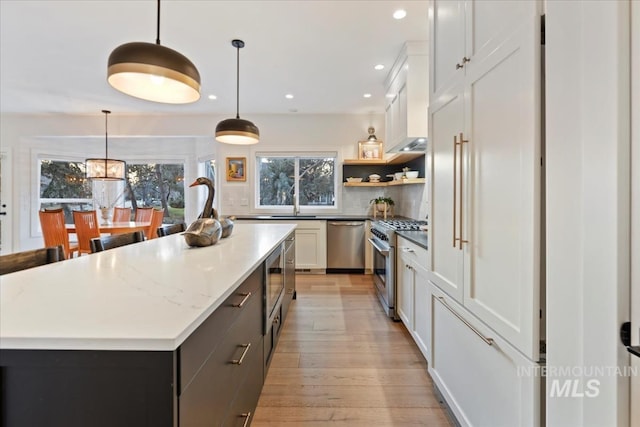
1;112;428;252
546;1;631;426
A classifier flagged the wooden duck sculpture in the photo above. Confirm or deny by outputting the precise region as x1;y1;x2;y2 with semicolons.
183;177;234;247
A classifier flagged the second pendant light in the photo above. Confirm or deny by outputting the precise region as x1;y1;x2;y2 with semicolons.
215;40;260;145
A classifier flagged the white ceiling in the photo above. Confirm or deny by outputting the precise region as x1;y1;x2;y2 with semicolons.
0;0;429;116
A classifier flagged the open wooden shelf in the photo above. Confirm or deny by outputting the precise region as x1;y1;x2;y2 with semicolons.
343;152;424;166
343;178;425;187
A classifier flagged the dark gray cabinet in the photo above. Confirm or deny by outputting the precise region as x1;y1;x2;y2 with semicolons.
179;264;264;426
0;265;265;427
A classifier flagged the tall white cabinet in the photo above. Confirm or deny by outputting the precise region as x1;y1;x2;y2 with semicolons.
428;1;543;425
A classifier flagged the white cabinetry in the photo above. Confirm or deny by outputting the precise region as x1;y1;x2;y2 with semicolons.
429;0;542;359
396;236;431;364
429;285;541;427
384;42;429;152
294;220;327;271
237;220;327;271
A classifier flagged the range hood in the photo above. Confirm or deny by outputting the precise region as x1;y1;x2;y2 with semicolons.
387;137;427;153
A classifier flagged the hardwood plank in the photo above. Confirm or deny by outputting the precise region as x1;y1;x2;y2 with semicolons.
252;407;452;426
253;273;452;426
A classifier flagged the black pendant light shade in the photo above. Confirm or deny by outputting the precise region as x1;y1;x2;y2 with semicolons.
215;39;260;145
86;110;126;181
107;0;201;104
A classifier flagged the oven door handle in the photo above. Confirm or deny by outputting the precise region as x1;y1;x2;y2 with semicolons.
368;238;390;256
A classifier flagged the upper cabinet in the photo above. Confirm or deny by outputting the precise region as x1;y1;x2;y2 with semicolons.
384;42;429;153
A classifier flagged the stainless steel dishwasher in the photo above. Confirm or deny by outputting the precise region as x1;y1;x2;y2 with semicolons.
326;221;365;273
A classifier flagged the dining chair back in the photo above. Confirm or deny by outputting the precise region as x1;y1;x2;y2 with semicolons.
39;209;78;259
0;245;64;275
145;209;165;240
112;207;132;222
72;210;101;255
157;222;187;237
134;207;155;222
90;231;145;253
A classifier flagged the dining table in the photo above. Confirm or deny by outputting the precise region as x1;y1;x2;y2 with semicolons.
65;221;151;235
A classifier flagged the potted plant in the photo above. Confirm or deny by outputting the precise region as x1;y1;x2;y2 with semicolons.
370;196;394;213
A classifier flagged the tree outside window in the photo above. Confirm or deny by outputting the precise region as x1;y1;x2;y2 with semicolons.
257;155;336;208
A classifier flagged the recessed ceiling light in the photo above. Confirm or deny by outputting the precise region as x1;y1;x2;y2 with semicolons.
208;94;217;100
285;94;294;99
374;64;385;71
393;9;407;20
363;93;372;98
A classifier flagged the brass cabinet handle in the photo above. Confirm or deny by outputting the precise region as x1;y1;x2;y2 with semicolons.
231;343;251;365
453;134;458;247
402;247;415;253
437;297;494;346
233;292;252;308
458;132;469;249
241;412;252;427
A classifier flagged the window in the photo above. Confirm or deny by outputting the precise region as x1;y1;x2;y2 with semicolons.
39;159;93;223
125;163;185;223
257;153;336;209
38;159;185;224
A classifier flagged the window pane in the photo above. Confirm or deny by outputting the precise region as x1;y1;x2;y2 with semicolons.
126;163;185;223
258;157;295;206
299;158;335;206
40;160;91;198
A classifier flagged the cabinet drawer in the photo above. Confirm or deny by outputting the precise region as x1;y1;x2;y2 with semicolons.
429;285;541;427
180;265;263;394
179;287;264;427
223;337;264;427
397;236;427;270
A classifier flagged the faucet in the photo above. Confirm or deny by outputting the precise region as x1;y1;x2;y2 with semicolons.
293;196;300;216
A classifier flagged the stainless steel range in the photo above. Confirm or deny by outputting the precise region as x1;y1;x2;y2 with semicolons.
368;219;428;320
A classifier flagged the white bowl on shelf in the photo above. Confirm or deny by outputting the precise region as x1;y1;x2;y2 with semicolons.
394;172;404;180
346;177;363;183
406;171;419;179
368;174;381;182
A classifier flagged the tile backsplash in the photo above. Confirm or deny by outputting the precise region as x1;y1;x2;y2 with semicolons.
341;183;427;219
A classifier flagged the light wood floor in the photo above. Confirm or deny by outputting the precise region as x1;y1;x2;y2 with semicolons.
252;274;453;427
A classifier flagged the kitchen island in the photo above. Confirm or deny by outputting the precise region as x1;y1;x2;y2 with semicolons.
0;223;296;427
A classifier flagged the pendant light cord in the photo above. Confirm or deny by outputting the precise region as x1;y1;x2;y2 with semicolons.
235;44;240;119
102;110;111;168
155;0;161;45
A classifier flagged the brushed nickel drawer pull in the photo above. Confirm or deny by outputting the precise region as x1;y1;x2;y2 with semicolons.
437;297;494;346
233;292;252;308
231;343;251;365
241;412;252;427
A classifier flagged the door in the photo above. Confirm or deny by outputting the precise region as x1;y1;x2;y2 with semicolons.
0;150;12;254
429;86;465;303
462;3;542;360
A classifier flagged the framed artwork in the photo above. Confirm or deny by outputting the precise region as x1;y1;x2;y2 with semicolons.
226;157;246;181
358;141;384;160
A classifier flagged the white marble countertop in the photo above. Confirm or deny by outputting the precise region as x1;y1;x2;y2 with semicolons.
0;223;295;352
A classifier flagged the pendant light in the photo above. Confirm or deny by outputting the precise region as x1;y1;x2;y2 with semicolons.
107;0;201;104
215;39;260;145
86;110;126;181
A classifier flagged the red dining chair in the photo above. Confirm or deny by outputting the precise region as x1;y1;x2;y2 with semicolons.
72;210;101;255
112;207;132;222
39;209;78;259
134;207;154;222
145;209;165;240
